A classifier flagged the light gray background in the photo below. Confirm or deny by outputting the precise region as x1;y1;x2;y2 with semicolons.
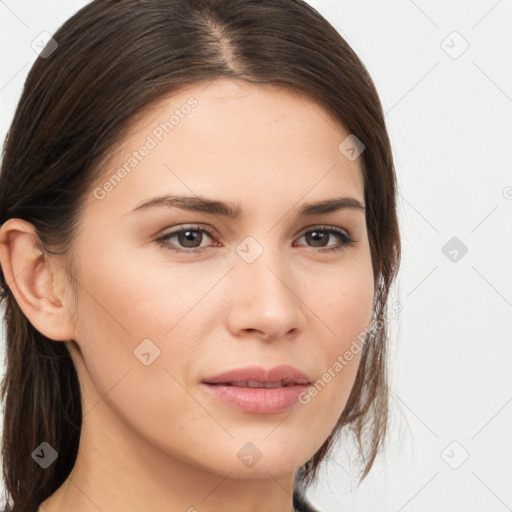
1;1;511;510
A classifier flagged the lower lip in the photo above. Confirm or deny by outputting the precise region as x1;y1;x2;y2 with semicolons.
200;383;308;414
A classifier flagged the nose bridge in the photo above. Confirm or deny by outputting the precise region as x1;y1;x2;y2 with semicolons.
236;235;291;300
228;234;303;338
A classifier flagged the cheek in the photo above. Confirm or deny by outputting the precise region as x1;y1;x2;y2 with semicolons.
70;248;226;401
70;255;220;456
302;262;374;422
316;259;374;352
74;245;217;338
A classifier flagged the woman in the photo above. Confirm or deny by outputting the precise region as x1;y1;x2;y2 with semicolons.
0;0;401;511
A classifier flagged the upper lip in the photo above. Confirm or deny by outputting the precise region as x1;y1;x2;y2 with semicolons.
202;364;311;386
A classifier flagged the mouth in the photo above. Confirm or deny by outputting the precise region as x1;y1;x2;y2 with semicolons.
207;380;309;388
200;365;312;414
201;364;311;386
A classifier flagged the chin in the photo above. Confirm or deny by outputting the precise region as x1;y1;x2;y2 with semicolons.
176;440;310;480
218;457;303;479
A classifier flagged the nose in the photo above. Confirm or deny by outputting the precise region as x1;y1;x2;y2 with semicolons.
224;241;306;342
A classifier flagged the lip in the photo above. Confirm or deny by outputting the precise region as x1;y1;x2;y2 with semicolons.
200;365;311;415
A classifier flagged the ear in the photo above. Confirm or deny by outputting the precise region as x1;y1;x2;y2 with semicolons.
0;218;75;341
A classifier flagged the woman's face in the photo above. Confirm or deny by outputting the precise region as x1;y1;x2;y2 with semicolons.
65;78;374;479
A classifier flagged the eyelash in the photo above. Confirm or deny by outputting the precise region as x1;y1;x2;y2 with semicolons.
156;224;356;255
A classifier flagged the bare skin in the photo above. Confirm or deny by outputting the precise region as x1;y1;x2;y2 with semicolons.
0;78;374;512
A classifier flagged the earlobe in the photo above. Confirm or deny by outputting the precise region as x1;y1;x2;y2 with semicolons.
0;218;75;341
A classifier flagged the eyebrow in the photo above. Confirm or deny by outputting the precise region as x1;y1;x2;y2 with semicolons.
128;194;366;218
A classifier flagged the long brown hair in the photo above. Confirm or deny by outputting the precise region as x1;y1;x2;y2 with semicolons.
0;0;401;510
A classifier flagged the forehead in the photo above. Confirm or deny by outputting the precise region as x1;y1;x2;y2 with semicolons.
87;78;365;216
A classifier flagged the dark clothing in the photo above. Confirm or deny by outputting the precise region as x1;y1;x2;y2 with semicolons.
293;490;320;512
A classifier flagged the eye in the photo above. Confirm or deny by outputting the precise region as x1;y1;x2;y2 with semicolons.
156;224;356;254
294;225;356;253
156;224;217;253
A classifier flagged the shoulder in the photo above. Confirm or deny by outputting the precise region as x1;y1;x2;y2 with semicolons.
293;489;321;512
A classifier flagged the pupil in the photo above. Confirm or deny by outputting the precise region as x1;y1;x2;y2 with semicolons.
308;230;327;247
180;230;201;247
